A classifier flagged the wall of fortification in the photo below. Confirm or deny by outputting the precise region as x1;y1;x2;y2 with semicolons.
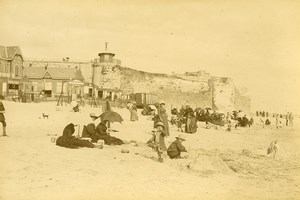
211;77;235;112
234;88;251;113
92;65;250;111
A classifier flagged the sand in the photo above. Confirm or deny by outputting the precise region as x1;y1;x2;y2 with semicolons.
0;101;299;200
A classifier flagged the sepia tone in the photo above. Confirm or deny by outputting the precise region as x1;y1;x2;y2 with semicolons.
0;0;300;200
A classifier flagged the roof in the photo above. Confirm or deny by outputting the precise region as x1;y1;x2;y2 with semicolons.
98;52;115;57
0;46;23;60
24;67;84;81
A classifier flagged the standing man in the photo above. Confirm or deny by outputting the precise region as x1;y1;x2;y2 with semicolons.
0;95;7;136
289;112;294;127
102;96;111;128
285;112;289;126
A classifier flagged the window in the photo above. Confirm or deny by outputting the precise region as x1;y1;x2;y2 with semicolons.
8;84;19;90
15;65;19;76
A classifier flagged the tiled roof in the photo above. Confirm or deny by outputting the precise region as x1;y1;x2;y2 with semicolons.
24;67;84;81
0;46;23;60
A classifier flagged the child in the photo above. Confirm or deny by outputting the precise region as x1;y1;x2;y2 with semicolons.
0;95;7;136
226;121;232;132
167;134;187;159
147;122;167;163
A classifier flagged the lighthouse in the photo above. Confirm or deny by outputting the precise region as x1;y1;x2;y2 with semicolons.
92;43;122;100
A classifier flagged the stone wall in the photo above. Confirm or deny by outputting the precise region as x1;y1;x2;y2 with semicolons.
234;88;251;113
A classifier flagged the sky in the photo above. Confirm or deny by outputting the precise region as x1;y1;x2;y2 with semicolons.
1;0;300;113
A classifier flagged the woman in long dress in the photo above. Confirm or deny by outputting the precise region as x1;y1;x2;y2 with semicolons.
157;103;169;136
129;102;138;121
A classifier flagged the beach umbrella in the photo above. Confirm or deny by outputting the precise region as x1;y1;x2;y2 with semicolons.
99;111;123;123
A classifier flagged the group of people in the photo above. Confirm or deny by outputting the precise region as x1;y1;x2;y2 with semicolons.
56;112;124;149
147;122;187;163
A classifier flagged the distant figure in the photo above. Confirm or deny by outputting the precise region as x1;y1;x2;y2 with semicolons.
129;102;138;121
275;116;279;129
31;93;34;102
226;121;232;132
285;112;289;126
265;118;271;126
267;140;279;158
113;94;118;102
249;117;254;127
0;95;7;136
183;105;194;133
167;134;187;159
289;113;293;127
102;98;111;128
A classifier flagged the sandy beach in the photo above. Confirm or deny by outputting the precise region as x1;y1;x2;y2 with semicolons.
0;101;299;200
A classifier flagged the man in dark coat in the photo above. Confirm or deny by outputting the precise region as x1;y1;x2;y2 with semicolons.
167;134;187;159
56;123;94;149
183;105;194;133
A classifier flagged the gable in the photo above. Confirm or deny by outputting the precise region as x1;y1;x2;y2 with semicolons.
43;71;52;79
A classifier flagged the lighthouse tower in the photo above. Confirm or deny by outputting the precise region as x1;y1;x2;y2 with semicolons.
92;43;122;99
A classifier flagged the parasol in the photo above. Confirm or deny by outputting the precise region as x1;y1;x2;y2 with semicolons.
99;111;124;123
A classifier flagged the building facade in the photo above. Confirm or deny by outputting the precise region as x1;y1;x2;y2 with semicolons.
24;66;85;101
0;46;24;96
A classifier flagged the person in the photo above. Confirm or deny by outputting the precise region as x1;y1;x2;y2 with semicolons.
167;134;187;159
102;97;111;128
30;92;34;102
157;102;169;136
183;105;194;133
94;119;124;145
275;115;279;129
82;113;101;142
226;120;232;131
289;113;293;127
56;123;95;149
0;95;7;136
73;104;80;112
249;117;254;127
285;112;289;126
113;94;118;102
265;118;271;126
147;122;167;163
129;102;138;121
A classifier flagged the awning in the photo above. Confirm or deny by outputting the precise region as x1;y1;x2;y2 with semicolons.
69;80;84;86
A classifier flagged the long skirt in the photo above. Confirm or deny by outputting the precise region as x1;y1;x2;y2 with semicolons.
161;115;170;136
130;110;138;121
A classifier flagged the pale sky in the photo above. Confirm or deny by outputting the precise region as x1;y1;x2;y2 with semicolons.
1;0;300;113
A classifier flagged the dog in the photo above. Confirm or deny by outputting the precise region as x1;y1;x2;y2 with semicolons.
267;140;279;158
42;113;49;119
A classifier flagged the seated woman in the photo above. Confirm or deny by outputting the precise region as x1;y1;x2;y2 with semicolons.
83;113;124;146
95;120;124;145
81;113;101;142
56;123;96;149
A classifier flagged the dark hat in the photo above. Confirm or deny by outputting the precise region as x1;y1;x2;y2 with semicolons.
155;122;164;129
